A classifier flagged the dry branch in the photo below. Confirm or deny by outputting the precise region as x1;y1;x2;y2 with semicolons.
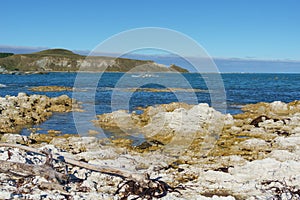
0;142;181;199
0;160;67;183
0;143;147;183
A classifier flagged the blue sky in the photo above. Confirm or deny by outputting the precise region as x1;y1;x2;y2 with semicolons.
1;0;300;60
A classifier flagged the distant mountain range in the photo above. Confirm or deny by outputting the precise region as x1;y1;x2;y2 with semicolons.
1;45;299;73
0;49;189;73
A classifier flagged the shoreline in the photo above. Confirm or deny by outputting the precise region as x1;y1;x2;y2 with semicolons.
1;70;300;75
0;93;300;199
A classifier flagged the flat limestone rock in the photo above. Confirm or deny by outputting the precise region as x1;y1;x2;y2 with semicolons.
29;86;73;92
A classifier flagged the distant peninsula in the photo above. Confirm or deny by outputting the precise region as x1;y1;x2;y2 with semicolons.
0;49;189;73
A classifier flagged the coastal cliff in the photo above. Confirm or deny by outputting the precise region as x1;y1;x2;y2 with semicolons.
0;49;189;73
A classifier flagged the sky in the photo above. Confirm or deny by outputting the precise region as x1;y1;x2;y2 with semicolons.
1;0;300;61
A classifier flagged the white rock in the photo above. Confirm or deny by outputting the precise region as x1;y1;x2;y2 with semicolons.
274;136;300;150
230;126;242;132
239;138;269;151
0;133;28;144
269;150;299;162
230;158;300;182
0;191;11;199
0;147;27;163
292;126;300;134
270;101;288;113
76;148;118;161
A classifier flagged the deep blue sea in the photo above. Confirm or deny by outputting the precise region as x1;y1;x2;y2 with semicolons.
0;72;299;138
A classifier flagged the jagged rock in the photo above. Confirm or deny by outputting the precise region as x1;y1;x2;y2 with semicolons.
273;136;300;151
0;133;29;145
50;137;101;153
1;100;300;199
269;149;300;162
94;103;232;146
237;100;300;120
0;93;81;133
238;138;269;151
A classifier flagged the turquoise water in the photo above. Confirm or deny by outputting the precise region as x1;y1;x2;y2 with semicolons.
0;72;299;137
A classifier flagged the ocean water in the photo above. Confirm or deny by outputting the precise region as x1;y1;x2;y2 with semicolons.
0;72;299;137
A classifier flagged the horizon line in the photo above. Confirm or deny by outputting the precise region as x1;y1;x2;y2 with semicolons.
1;44;300;63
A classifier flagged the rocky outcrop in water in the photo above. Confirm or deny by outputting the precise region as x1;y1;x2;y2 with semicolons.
94;102;233;146
94;101;300;153
0;93;81;133
29;86;74;92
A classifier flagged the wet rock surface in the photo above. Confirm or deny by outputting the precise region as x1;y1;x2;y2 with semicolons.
1;100;300;199
29;86;74;92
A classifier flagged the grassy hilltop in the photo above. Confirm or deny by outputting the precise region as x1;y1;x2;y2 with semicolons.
0;49;189;73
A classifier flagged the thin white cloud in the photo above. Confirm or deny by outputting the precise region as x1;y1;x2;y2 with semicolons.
0;45;48;54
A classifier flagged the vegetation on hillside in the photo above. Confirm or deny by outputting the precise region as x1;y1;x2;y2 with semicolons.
0;53;14;58
0;49;189;72
169;64;189;73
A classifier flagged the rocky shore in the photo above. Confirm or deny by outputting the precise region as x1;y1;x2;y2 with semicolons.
0;93;81;134
0;97;300;199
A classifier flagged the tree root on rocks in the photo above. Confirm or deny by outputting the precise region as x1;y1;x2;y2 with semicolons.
115;174;183;200
0;143;182;199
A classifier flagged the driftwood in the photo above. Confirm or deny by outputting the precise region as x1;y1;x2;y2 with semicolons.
0;160;68;183
0;143;181;199
0;143;146;182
